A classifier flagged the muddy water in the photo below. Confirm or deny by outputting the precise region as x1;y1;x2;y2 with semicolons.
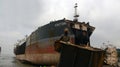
0;54;39;67
0;54;120;67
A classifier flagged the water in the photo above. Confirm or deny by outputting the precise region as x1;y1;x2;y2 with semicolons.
0;55;39;67
0;54;120;67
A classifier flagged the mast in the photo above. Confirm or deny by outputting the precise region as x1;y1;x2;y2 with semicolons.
74;3;79;22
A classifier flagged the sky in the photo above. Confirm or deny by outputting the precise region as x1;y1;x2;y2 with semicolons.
0;0;120;55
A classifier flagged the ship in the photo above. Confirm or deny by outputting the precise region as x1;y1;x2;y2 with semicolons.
14;3;96;65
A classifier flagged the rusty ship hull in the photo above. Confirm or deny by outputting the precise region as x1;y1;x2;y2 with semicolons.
16;44;60;65
14;19;75;65
14;18;95;65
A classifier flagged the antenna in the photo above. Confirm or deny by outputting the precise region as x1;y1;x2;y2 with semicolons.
74;3;79;22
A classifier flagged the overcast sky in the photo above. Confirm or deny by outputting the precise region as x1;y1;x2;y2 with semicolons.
0;0;120;55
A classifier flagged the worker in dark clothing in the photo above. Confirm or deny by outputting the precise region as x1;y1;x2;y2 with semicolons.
54;28;70;52
60;28;70;42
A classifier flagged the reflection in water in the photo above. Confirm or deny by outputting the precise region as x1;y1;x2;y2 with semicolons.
0;55;38;67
